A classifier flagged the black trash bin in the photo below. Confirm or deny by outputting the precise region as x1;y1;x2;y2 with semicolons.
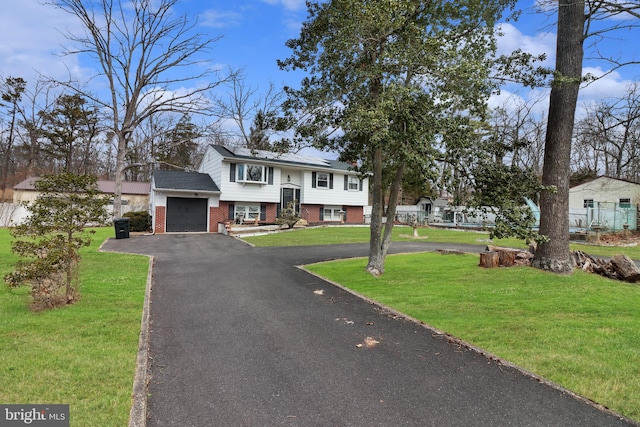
113;218;130;239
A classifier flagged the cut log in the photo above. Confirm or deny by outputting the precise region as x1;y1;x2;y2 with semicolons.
610;254;640;282
485;245;533;267
479;251;499;268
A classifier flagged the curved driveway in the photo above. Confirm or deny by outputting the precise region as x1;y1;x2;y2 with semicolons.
103;233;635;427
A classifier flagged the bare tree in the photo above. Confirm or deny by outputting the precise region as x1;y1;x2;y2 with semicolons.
49;0;232;217
574;83;640;180
0;77;26;200
14;79;58;178
489;94;547;175
216;73;284;150
533;0;640;273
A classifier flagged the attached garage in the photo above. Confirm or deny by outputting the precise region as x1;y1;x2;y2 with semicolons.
151;170;220;233
166;197;208;232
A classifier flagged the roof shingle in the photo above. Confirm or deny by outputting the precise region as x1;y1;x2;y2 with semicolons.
152;170;220;192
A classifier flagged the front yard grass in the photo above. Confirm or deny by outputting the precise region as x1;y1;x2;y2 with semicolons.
243;225;640;259
0;227;149;427
305;252;640;422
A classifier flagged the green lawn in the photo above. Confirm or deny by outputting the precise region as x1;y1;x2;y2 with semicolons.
305;250;640;422
244;225;525;246
0;227;149;427
243;225;640;259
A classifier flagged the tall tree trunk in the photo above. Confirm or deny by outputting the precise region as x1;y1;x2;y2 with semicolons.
532;0;585;273
112;131;127;218
367;146;385;276
1;106;16;200
366;151;406;277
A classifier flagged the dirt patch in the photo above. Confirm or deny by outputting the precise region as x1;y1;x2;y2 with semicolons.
592;230;640;247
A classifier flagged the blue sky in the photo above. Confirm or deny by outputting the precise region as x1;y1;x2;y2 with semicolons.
1;0;639;141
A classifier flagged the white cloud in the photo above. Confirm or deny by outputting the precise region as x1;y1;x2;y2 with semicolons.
260;0;307;11
496;22;555;68
200;9;243;29
0;0;89;84
580;67;634;101
489;88;550;118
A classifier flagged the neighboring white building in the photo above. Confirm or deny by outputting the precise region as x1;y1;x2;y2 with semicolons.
6;177;150;226
569;176;640;230
150;145;369;233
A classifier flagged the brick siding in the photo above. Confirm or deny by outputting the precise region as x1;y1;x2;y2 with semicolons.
154;206;166;233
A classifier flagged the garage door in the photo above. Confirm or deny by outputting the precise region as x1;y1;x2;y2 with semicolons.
166;197;208;232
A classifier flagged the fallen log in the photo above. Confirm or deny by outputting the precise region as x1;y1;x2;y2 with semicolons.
573;250;640;282
610;254;640;282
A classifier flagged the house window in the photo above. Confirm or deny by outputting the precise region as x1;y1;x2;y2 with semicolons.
619;198;632;208
347;176;359;191
583;199;594;208
323;205;343;221
237;164;267;183
316;172;329;188
235;204;260;221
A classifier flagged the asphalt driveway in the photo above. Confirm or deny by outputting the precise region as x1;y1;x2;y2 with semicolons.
102;233;635;427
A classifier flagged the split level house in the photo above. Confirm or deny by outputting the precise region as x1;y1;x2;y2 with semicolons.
150;145;369;233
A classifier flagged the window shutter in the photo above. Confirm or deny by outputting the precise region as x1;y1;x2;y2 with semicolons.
342;206;348;222
229;164;236;182
359;179;363;191
260;204;267;221
319;206;324;221
228;203;235;220
344;175;348;190
268;167;274;185
276;203;281;218
312;172;317;188
295;189;301;212
329;173;334;189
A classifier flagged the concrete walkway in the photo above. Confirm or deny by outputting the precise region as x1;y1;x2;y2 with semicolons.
102;234;635;427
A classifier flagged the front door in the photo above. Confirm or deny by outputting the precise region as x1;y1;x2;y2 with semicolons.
281;188;300;212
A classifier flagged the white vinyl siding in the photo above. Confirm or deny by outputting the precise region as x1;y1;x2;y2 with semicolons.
302;171;368;206
199;146;224;186
220;163;280;202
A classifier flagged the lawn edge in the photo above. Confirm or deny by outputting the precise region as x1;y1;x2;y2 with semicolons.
99;238;153;427
297;261;639;426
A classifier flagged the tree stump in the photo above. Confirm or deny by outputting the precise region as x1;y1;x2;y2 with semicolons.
486;245;533;267
479;251;499;268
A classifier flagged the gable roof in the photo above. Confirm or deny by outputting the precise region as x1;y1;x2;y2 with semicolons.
13;176;150;195
570;175;640;190
152;170;220;192
209;144;356;172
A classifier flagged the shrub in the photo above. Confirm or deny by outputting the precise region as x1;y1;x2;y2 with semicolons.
276;201;301;229
5;173;109;309
123;211;151;232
